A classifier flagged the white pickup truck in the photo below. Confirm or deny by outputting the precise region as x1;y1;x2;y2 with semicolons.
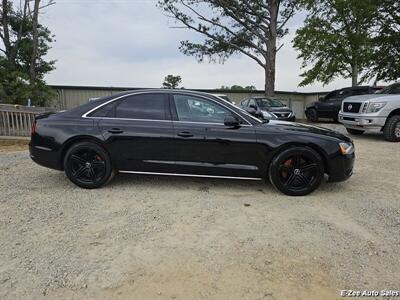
339;83;400;142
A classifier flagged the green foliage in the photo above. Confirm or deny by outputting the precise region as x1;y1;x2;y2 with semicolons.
220;85;257;91
369;0;400;81
0;1;55;106
293;0;378;86
162;74;182;89
158;0;298;96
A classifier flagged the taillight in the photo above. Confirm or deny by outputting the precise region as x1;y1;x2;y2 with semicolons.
31;122;36;134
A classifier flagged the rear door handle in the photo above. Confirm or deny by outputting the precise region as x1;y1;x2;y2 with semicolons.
177;131;193;138
108;128;123;134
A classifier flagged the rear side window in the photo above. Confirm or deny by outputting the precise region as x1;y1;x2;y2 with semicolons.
115;93;168;120
89;101;115;117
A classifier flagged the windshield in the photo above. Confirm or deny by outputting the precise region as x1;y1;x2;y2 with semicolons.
256;98;285;108
377;83;400;94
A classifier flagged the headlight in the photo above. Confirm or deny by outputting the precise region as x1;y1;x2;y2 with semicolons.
339;142;354;155
367;102;386;113
262;111;272;118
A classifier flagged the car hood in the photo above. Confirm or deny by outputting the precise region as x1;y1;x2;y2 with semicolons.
256;120;351;142
264;106;292;112
343;94;388;102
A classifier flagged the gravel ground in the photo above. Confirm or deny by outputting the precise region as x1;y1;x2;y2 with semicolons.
0;124;399;300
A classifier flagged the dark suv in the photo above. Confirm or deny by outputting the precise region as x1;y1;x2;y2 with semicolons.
305;86;382;122
239;97;295;121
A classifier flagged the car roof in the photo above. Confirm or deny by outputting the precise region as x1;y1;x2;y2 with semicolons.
61;89;227;117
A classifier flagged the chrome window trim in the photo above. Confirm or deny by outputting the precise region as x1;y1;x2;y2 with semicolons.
81;90;253;126
83;116;252;127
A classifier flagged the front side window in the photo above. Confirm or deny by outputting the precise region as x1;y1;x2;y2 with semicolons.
115;93;168;120
324;91;337;101
173;95;233;123
379;83;400;94
248;99;257;108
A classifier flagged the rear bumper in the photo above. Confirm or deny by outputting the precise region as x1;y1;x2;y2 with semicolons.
29;143;63;170
339;112;386;130
328;152;355;182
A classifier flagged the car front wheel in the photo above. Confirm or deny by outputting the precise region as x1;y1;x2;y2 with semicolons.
63;142;114;189
306;108;318;122
268;146;324;196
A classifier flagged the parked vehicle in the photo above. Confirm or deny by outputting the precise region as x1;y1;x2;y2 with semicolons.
211;94;234;103
305;86;382;122
30;89;354;196
339;82;400;142
239;97;295;121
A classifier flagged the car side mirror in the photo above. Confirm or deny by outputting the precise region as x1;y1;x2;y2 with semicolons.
224;115;240;128
249;104;257;109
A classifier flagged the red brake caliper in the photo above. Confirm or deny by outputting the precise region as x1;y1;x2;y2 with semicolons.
282;159;292;178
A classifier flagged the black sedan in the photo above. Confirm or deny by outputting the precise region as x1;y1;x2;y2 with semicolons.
29;89;354;196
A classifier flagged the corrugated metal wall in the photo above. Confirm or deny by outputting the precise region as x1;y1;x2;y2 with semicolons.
51;86;326;119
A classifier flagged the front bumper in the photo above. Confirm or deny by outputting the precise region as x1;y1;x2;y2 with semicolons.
338;112;386;130
264;115;296;122
328;152;355;182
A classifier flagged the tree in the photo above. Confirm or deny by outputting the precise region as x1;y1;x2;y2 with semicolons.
220;85;256;91
369;0;400;82
162;74;182;89
293;0;378;87
0;0;55;106
158;0;298;96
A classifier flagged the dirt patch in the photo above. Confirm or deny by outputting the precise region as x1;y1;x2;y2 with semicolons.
0;125;399;299
0;139;29;153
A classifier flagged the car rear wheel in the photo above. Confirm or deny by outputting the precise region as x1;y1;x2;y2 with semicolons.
383;115;400;142
64;142;114;188
306;108;318;122
268;146;324;196
346;128;364;135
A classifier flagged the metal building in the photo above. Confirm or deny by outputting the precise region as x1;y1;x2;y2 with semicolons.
50;85;326;119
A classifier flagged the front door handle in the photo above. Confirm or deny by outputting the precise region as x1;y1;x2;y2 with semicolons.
108;128;123;134
177;131;193;138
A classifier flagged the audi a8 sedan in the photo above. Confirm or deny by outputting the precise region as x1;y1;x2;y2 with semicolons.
29;89;355;196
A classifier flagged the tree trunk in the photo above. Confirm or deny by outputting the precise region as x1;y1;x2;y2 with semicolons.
30;0;40;85
264;0;278;97
351;61;359;87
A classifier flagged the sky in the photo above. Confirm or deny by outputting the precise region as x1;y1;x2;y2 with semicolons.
40;0;353;92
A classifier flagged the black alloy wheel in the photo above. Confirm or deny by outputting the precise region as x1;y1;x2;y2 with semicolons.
64;142;114;188
269;146;324;196
306;108;318;122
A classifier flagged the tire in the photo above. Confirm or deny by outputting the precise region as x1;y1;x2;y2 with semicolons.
306;108;318;122
268;146;324;196
346;128;364;135
63;141;114;189
383;115;400;142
